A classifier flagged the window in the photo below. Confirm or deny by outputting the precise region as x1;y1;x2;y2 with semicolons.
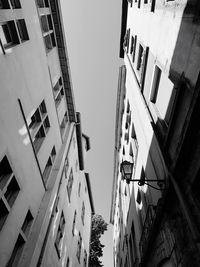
33;126;45;152
4;176;20;207
40;15;53;33
83;250;87;267
150;65;161;103
40;14;56;52
130;36;134;55
43;117;50;133
43;146;56;184
10;0;21;9
78;182;81;197
124;132;129;143
0;21;20;48
66;257;70;267
81;202;85;225
139;168;146;186
135;43;149;87
132;35;137;62
123;28;130;52
53;77;64;108
7;234;25;266
129;144;133;157
21;210;34;237
0;17;28;53
76;232;82;262
0;156;20;231
44;33;56;51
151;0;156;12
67;170;73;202
0;0;21;9
7;210;33;266
60;112;68;136
64;157;69;177
28;100;50;154
37;0;49;8
0;199;9;231
137;45;144;71
55;211;65;258
41;15;49;33
72;210;76;236
149;65;175;125
16;19;29;41
0;0;10;9
136;189;141;204
131;123;138;157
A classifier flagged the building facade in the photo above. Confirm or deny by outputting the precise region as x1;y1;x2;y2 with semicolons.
111;0;200;267
0;0;94;267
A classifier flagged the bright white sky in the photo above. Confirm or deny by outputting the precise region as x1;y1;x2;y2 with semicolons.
60;1;122;266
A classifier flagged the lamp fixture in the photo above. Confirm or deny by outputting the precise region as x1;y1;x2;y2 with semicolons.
120;160;165;190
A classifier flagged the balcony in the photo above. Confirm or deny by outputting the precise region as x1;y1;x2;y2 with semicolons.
139;205;156;258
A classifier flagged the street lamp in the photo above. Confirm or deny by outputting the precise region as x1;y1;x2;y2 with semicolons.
120;160;134;181
120;160;165;190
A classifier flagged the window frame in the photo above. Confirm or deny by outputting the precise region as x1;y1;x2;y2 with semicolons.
28;100;50;154
16;19;29;42
43;146;56;184
0;0;10;9
76;232;82;263
39;13;56;53
10;0;21;9
0;155;20;231
55;211;65;258
81;202;85;225
67;169;73;202
149;65;162;104
72;210;76;236
0;21;20;49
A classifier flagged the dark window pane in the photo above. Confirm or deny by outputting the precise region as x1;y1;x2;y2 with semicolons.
4;176;20;207
17;19;29;41
10;0;21;9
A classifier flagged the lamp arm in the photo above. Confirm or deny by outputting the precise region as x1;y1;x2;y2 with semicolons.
144;182;164;191
126;179;165;182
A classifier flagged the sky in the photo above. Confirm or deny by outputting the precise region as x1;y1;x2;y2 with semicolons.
60;1;122;266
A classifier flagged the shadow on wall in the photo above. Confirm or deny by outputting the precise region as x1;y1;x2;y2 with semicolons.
140;1;200;266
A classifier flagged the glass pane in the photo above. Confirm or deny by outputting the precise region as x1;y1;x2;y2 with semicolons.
1;24;12;45
0;0;10;8
10;0;21;9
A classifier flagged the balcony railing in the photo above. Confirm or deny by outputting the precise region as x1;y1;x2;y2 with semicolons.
139;205;156;258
